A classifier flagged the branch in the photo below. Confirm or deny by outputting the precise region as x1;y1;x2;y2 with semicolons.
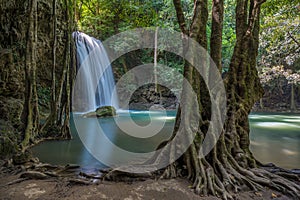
246;0;265;36
288;31;300;47
173;0;188;35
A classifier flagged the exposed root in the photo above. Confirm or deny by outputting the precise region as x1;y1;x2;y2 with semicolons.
20;171;48;179
98;132;300;200
68;178;95;185
0;177;29;187
148;128;300;200
101;167;153;182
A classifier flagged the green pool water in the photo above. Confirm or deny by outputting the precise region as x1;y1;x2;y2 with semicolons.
31;111;300;170
249;113;300;169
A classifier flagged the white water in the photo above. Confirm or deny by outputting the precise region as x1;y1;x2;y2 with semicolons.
72;32;119;112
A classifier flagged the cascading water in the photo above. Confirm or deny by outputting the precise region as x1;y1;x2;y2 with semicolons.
72;32;119;112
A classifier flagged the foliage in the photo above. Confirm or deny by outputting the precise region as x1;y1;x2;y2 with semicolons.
77;0;160;39
76;0;299;109
259;0;300;70
260;65;300;86
156;55;184;94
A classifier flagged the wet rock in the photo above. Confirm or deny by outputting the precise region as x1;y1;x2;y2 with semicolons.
127;84;178;110
96;106;117;117
82;106;117;118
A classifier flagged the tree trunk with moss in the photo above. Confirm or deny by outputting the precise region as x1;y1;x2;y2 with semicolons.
21;0;39;148
159;0;300;198
40;0;58;134
57;0;73;139
104;0;300;199
41;0;73;139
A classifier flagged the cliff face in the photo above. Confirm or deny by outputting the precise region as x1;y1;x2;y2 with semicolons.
0;0;27;158
0;0;69;158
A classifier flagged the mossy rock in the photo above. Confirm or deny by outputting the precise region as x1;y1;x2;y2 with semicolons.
0;97;23;126
82;106;117;118
96;106;117;117
0;136;17;159
0;120;19;159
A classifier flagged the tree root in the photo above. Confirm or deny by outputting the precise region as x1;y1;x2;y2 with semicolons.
98;137;300;200
0;177;29;187
20;171;48;179
68;178;95;185
101;167;153;182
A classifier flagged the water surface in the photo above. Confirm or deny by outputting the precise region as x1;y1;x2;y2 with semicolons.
249;113;300;169
31;111;300;170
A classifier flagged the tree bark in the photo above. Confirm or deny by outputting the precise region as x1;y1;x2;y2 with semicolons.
21;0;39;148
102;0;300;199
154;27;158;92
42;0;73;139
210;0;224;72
173;0;188;35
59;0;73;138
40;0;58;134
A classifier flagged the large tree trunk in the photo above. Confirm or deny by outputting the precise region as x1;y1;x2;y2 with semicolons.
164;0;299;198
21;0;39;148
103;0;300;199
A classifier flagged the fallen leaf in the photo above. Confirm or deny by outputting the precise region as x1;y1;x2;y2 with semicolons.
271;193;277;198
255;192;262;197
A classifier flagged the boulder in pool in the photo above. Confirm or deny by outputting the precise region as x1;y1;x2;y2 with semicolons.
96;106;117;117
82;106;117;118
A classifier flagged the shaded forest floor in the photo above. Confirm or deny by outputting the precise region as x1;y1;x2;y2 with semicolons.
0;172;292;200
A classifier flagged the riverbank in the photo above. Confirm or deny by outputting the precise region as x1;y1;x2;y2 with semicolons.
0;172;292;200
1;154;300;200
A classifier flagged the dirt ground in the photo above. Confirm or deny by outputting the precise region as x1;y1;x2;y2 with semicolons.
0;172;292;200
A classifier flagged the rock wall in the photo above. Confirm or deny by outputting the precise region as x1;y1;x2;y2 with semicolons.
118;83;178;110
0;0;70;158
253;76;300;112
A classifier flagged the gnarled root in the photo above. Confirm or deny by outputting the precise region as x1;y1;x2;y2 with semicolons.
160;137;300;200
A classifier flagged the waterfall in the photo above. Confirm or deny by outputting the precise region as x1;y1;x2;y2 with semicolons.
72;32;119;112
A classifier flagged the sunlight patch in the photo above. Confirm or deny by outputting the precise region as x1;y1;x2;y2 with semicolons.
282;149;298;156
248;115;275;119
254;122;300;129
282;119;300;123
154;116;176;121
